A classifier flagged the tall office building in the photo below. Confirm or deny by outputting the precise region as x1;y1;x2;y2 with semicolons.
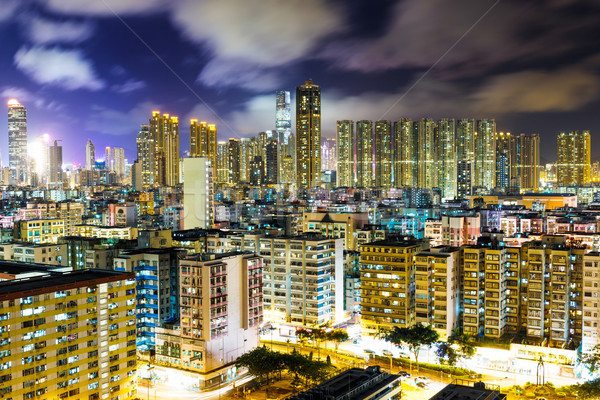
104;146;113;171
265;138;278;184
30;135;49;185
356;120;374;187
296;79;321;189
276;90;292;146
416;118;437;189
321;138;337;172
557;130;591;186
8;99;28;184
48;140;63;187
228;138;240;185
336;120;354;187
456;119;475;198
136;124;154;187
495;132;513;189
150;111;180;186
375;120;393;187
518;133;540;192
85;139;95;171
113;147;126;178
437;118;456;198
474;119;496;191
393;118;416;187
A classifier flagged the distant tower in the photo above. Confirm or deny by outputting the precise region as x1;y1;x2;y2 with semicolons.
137;124;154;187
228;138;240;185
518;134;540;192
190;119;217;168
113;147;126;178
276;90;292;146
105;146;113;171
183;157;214;229
437;118;456;198
393;118;416;187
150;111;180;186
356;120;373;188
48;140;63;187
495;132;513;189
456;118;475;198
8;99;28;184
474;119;497;191
375;120;392;188
296;79;321;189
85;140;95;171
336;120;354;187
557;130;591;186
416;118;436;189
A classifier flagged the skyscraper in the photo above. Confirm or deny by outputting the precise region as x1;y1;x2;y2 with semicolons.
437;118;456;198
356;120;374;188
85;139;95;171
48;140;63;187
137;124;154;187
518;133;540;192
228;138;240;185
336;120;354;187
416;118;436;189
321;138;337;172
183;157;214;229
190;120;217;169
8;99;28;184
495;132;513;189
456;118;475;198
557;130;591;186
296;79;321;189
30;134;49;185
474;119;496;191
276;90;292;146
375;120;393;187
216;141;230;184
150;111;180;186
113;147;126;178
393;118;416;187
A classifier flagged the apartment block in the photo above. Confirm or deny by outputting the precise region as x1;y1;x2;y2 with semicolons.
155;252;262;385
16;219;65;243
302;212;369;251
0;242;67;266
0;269;137;400
359;238;429;336
260;235;343;326
582;252;600;353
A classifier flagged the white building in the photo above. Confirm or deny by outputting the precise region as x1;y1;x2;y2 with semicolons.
184;157;214;229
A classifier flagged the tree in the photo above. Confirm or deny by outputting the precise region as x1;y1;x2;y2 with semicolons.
235;346;280;390
573;378;600;399
580;344;600;374
437;329;476;367
381;323;439;371
326;329;349;350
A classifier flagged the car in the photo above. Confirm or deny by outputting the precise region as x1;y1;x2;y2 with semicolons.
364;349;376;355
398;371;411;378
416;376;431;384
416;381;429;389
382;350;393;356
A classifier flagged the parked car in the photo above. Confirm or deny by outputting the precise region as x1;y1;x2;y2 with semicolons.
382;349;393;356
398;371;411;378
416;376;431;384
416;381;429;389
364;349;376;355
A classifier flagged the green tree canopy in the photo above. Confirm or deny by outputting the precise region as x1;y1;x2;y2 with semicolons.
381;323;439;370
580;344;600;374
437;328;476;367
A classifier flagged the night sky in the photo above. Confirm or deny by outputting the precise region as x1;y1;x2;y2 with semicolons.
1;0;599;166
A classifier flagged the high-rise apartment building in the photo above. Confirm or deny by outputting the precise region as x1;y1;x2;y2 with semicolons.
321;138;337;172
416;118;436;189
375;120;393;187
296;79;321;189
557;130;591;186
8;99;28;184
190;120;217;169
474;119;497;191
113;147;126;178
437;118;456;198
0;269;137;400
456;119;475;198
30;135;49;185
276;90;292;146
216;141;230;184
228;138;240;185
136;124;154;187
393;118;417;187
356;120;374;188
336;120;354;187
85;139;95;171
495;132;513;189
48;140;63;187
517;133;540;192
150;111;180;186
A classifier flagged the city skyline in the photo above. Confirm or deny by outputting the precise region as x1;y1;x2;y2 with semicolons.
0;1;599;165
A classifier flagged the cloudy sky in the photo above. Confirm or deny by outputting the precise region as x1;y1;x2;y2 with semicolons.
1;0;600;165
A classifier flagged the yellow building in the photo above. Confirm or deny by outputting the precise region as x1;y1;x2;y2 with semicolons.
557;130;591;186
75;225;138;240
336;120;354;187
17;219;65;243
0;269;137;399
0;242;68;265
150;111;180;187
302;212;369;251
359;238;429;336
189;119;217;168
296;79;321;189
